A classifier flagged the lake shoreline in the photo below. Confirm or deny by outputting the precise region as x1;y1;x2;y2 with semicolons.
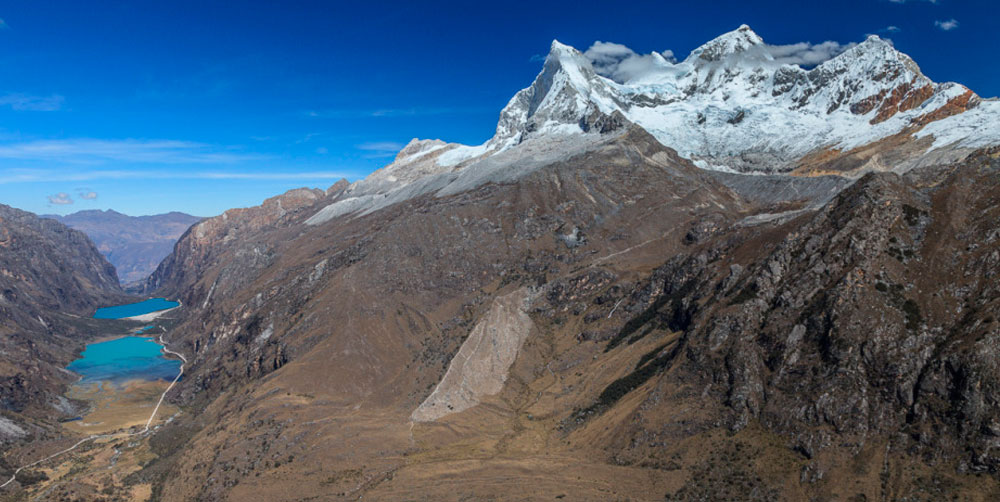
67;336;182;385
64;378;179;434
122;303;181;322
92;297;180;320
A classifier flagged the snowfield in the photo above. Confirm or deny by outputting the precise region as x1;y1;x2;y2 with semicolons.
306;25;1000;226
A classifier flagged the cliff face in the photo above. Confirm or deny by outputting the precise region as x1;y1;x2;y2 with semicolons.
0;204;123;449
577;149;1000;498
142;187;329;299
129;139;1000;500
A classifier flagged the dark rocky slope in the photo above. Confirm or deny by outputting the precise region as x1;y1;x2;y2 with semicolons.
132;127;762;500
577;147;1000;499
0;204;125;454
119;131;1000;500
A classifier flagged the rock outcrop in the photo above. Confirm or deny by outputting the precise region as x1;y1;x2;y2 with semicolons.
19;25;1000;502
0;204;124;450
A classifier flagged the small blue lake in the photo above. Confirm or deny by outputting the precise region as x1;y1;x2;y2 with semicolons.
93;298;179;319
67;336;182;384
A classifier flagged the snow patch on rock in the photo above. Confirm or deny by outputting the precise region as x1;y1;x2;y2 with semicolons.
305;25;1000;228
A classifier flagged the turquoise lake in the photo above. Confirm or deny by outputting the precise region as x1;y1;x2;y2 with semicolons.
67;336;181;384
93;298;179;319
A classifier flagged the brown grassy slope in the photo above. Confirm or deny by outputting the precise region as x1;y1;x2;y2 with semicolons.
132;128;750;501
136;133;1000;500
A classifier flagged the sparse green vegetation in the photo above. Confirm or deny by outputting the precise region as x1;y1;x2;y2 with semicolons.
635;342;670;370
902;299;922;331
574;339;683;423
606;292;671;352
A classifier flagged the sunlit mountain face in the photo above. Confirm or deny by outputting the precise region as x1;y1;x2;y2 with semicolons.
3;5;1000;500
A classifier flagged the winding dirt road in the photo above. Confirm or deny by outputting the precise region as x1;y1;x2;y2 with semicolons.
0;333;187;490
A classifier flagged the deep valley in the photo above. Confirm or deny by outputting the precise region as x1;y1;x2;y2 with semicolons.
3;22;1000;502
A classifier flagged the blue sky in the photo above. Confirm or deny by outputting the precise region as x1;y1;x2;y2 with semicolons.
0;0;994;216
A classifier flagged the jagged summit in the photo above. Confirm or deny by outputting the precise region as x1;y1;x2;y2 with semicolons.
835;33;923;77
482;37;627;152
307;25;1000;224
547;39;579;58
477;26;995;173
685;24;767;63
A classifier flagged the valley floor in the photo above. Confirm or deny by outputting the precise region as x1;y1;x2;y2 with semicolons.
1;332;185;501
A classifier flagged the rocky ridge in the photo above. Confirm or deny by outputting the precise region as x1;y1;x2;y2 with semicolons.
0;204;124;453
7;25;1000;502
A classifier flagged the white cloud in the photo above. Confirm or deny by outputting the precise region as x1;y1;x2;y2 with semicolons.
583;41;677;83
78;190;98;200
0;169;354;184
935;19;959;31
584;41;636;66
47;192;73;205
0;139;264;164
0;93;64;111
305;106;487;119
583;39;854;82
356;141;405;159
884;26;902;33
767;41;858;66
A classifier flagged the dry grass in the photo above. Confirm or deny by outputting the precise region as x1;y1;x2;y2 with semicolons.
64;379;178;435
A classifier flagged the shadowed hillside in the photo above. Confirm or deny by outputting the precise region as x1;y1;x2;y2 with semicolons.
45;210;202;285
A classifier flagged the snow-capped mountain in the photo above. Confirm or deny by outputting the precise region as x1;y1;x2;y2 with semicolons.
307;25;1000;225
484;24;995;173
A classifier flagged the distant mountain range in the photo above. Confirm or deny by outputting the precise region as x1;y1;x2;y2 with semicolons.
6;24;1000;500
44;210;201;285
129;26;1000;500
303;26;997;228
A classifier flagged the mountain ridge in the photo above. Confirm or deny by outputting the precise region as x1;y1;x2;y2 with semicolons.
6;24;1000;501
0;204;124;453
290;25;998;238
377;25;993;178
45;209;202;285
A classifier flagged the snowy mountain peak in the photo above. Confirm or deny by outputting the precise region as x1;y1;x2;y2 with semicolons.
395;138;448;163
539;39;600;95
322;26;1000;225
306;25;1000;227
548;39;580;59
472;29;998;175
863;33;888;45
486;38;621;151
686;24;767;63
845;34;917;68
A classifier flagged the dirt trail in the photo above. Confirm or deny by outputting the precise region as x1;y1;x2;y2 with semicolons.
0;333;187;490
